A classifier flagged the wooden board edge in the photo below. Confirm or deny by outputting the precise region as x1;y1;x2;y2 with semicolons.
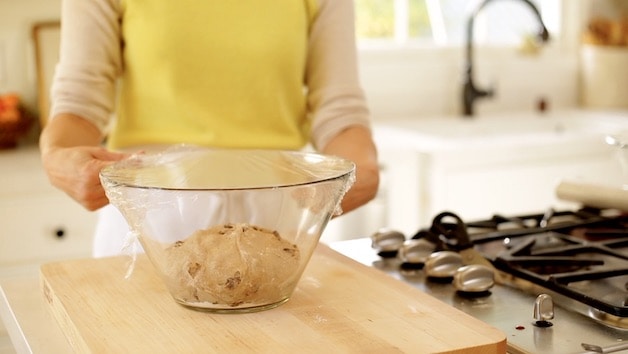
39;265;91;353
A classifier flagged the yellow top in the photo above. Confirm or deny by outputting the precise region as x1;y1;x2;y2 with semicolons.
110;0;318;149
51;0;370;151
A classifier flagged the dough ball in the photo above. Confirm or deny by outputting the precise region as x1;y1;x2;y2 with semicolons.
161;223;300;307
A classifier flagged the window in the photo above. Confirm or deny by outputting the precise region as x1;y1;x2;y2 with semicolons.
355;0;561;47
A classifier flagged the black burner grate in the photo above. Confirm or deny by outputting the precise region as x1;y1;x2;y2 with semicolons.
461;209;628;319
491;232;628;317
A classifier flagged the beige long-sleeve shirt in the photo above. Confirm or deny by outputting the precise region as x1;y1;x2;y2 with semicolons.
51;0;371;151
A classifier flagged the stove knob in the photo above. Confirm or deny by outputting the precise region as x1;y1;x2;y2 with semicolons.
533;294;554;327
424;251;463;280
370;229;405;258
398;238;435;269
453;264;495;293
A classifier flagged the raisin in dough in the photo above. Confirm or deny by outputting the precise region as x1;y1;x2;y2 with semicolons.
162;223;300;307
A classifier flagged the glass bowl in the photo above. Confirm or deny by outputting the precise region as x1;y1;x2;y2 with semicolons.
100;145;355;313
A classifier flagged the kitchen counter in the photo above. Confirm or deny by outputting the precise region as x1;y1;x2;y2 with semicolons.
0;277;70;353
0;243;506;353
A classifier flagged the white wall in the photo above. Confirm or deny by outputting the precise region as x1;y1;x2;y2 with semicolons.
358;45;580;121
0;0;603;123
359;0;597;122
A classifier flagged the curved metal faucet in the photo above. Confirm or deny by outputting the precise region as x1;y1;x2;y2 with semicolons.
463;0;550;117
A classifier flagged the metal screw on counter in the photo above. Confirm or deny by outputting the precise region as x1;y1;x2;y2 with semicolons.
533;294;554;327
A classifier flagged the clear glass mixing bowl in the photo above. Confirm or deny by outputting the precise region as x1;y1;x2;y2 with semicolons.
99;145;355;313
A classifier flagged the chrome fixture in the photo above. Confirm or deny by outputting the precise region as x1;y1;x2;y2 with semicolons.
463;0;550;116
533;293;554;327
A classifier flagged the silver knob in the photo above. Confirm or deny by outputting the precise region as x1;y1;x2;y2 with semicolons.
398;238;435;265
370;229;405;257
424;251;463;279
533;294;554;327
453;264;495;293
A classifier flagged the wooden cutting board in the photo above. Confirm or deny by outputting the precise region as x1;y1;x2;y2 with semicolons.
40;243;506;354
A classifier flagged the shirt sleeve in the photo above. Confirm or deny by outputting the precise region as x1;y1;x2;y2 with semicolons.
306;0;372;150
49;0;122;133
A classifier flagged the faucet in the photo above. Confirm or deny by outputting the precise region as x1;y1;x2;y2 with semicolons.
463;0;550;117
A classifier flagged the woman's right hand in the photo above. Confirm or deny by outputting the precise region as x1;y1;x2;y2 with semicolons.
40;113;126;211
41;146;126;211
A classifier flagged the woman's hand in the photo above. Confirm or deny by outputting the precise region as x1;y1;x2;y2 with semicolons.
40;114;126;211
42;146;126;210
322;125;380;215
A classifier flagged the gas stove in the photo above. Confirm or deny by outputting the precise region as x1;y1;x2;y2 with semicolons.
468;208;628;329
329;207;628;354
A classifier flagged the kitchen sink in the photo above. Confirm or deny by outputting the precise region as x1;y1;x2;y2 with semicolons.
371;109;628;237
374;109;628;145
323;109;628;243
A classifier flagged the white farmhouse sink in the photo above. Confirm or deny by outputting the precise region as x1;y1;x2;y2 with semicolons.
370;109;628;236
322;109;628;242
375;109;628;149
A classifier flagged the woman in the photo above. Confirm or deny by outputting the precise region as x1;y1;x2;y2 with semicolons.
40;0;380;257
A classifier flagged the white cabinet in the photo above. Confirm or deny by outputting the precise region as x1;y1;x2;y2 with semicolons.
0;146;94;353
0;146;96;278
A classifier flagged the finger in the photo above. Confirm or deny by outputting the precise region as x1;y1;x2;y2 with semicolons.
91;147;129;162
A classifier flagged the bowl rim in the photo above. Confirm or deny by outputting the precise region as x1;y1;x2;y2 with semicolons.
99;147;356;191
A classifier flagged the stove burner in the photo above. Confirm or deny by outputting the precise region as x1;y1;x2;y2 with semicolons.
462;209;628;327
373;207;628;328
489;232;628;318
465;208;622;244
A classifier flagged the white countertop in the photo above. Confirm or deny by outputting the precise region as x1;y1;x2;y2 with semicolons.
0;277;70;353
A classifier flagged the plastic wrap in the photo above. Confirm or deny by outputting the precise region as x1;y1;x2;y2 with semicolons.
101;144;355;189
